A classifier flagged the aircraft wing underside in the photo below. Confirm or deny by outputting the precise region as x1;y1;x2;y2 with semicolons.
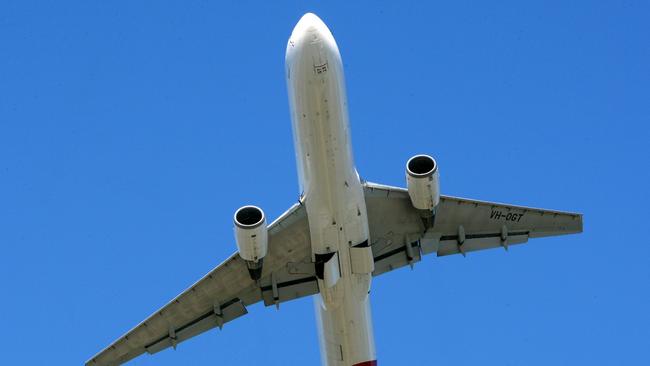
86;202;317;366
87;182;582;366
364;182;583;276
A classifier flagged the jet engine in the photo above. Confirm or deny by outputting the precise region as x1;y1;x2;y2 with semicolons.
406;154;440;210
234;205;268;281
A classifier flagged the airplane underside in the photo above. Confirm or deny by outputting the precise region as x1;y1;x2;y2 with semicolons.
86;13;582;366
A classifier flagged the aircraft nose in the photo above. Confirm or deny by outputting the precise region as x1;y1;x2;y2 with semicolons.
286;13;339;65
293;12;328;34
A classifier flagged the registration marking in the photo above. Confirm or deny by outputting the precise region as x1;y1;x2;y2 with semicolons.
490;210;524;222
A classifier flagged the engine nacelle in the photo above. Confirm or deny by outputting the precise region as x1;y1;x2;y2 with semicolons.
234;205;268;280
406;154;440;210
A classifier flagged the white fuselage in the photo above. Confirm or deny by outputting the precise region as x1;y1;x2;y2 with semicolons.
286;14;377;366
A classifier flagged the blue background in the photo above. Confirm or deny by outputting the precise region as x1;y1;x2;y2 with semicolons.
1;1;648;365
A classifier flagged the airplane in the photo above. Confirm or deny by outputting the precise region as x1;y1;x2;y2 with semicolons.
86;12;583;366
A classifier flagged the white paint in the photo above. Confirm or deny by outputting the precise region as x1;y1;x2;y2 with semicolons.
286;13;376;366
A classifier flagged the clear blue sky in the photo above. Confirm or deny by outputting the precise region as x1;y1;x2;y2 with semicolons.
1;1;649;365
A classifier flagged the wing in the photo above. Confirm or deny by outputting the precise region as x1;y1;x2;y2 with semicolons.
364;182;583;276
86;202;318;366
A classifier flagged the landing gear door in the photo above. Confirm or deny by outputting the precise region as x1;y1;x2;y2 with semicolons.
323;252;341;288
350;246;374;274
